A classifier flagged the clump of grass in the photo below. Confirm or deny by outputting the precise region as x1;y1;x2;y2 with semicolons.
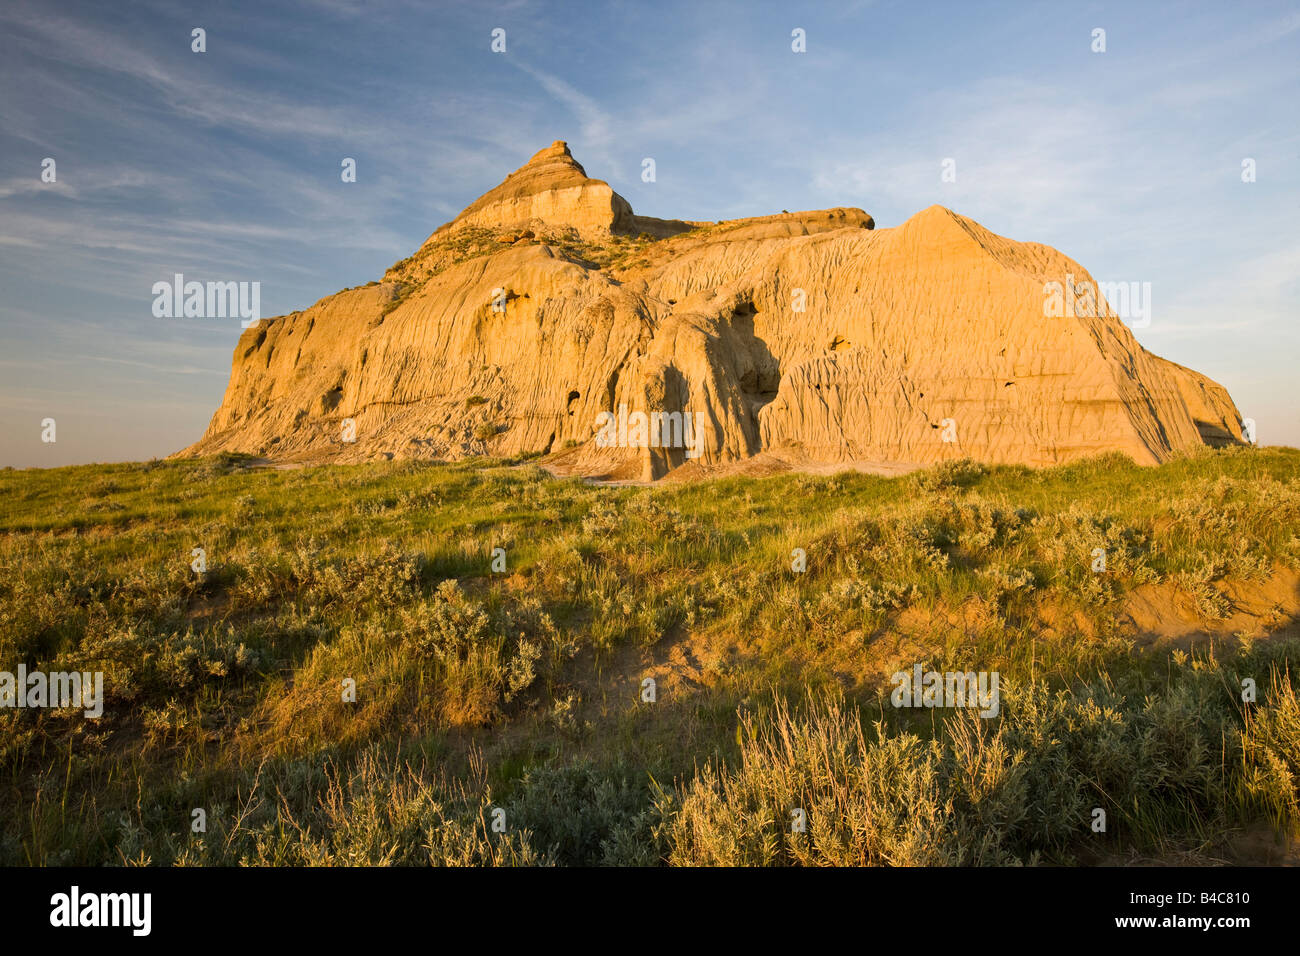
664;663;1300;866
380;282;414;317
909;457;987;492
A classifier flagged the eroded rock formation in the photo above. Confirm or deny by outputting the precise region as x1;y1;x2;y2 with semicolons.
180;141;1246;479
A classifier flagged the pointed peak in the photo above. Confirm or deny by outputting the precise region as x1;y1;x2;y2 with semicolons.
512;139;586;178
892;204;1076;280
528;140;574;162
905;204;962;226
431;140;630;239
896;204;988;247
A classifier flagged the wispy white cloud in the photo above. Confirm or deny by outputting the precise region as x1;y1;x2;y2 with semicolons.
76;354;222;376
507;59;616;167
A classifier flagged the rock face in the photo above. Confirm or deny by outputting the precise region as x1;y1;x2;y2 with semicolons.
181;142;1246;479
429;140;698;241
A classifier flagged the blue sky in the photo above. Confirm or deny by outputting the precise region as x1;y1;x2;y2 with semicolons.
1;0;1297;467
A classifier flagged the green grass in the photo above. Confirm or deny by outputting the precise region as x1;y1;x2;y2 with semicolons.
1;446;1298;865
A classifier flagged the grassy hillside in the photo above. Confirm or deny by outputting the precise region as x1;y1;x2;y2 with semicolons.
1;446;1298;865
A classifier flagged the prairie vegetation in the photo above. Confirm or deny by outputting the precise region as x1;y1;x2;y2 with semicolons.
1;447;1297;865
379;223;667;289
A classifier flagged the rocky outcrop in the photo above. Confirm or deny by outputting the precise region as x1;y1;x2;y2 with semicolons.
179;142;1246;479
424;140;696;242
1147;353;1246;447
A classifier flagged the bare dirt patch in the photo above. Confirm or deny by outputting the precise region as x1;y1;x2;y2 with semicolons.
1121;565;1300;651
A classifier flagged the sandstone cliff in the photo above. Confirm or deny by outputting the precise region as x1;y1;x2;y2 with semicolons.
180;141;1246;480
